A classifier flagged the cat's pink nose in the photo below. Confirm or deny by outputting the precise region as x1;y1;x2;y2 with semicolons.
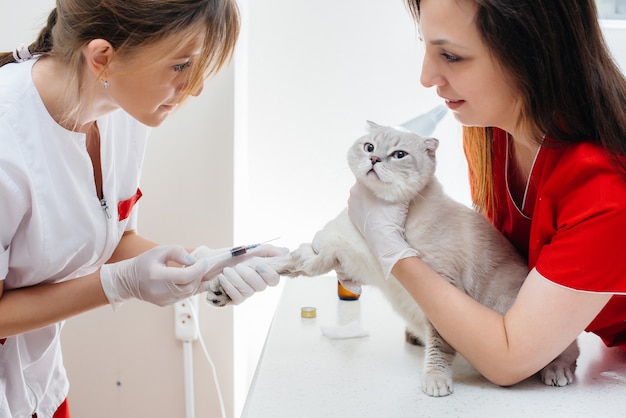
371;156;381;165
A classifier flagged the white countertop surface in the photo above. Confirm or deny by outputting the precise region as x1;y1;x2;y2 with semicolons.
242;276;626;418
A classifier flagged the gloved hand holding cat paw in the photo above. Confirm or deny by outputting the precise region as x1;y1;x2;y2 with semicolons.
347;181;417;279
197;244;288;306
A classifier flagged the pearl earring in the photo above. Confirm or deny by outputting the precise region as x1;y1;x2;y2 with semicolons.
102;79;109;89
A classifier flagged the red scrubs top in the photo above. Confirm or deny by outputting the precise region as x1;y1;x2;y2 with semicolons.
487;128;626;349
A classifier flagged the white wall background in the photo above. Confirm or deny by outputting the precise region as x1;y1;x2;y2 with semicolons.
3;1;624;418
235;1;467;253
231;1;468;416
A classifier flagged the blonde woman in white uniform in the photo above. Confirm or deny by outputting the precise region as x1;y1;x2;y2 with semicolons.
0;1;283;416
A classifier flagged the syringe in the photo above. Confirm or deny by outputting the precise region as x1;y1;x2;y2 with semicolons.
202;243;263;265
201;238;279;265
229;243;261;257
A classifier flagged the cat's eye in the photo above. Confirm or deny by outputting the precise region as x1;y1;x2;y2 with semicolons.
364;143;375;153
392;150;408;159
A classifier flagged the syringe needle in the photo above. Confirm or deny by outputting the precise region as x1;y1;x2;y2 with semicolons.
239;237;281;255
203;237;283;263
259;237;281;246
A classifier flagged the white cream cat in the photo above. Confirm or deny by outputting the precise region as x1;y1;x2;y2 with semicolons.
206;122;580;397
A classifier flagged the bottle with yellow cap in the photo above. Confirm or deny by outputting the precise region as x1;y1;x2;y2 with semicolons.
301;306;317;318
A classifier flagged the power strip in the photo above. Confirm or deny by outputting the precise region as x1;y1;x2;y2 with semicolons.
174;295;200;341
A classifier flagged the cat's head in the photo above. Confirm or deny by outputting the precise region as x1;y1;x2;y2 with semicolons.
347;121;439;202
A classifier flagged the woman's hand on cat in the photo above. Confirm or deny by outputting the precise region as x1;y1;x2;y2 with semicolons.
347;182;417;279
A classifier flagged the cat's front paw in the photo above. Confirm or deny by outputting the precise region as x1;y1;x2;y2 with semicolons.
422;372;454;397
204;278;232;307
540;363;576;387
267;243;333;277
540;339;579;387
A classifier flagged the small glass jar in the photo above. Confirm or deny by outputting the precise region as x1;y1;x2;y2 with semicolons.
337;281;360;301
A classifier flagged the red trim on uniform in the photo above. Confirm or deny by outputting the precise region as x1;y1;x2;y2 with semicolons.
52;398;70;418
117;188;143;221
32;398;70;418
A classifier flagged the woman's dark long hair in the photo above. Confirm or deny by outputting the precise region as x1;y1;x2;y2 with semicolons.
406;0;626;216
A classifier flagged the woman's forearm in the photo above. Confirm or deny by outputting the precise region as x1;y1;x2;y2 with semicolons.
0;232;160;338
0;272;109;338
391;256;611;386
392;257;522;384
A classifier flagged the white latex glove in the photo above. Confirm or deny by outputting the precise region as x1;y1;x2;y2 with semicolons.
100;245;211;309
347;182;417;279
200;244;288;305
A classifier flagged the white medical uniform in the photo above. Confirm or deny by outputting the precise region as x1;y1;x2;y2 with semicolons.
0;58;150;417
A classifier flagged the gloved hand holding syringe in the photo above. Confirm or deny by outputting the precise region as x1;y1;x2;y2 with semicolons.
191;238;286;305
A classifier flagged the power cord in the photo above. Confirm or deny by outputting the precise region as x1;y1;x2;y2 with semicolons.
188;301;227;418
176;297;227;418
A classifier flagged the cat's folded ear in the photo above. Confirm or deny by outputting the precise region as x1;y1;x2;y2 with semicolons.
425;137;439;158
